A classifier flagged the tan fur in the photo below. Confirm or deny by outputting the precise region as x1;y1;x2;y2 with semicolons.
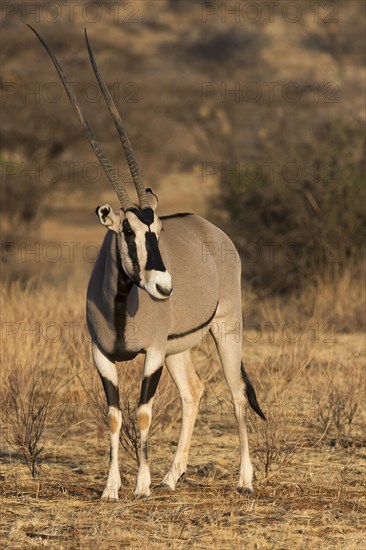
88;208;259;497
108;411;120;433
87;214;239;358
136;411;150;431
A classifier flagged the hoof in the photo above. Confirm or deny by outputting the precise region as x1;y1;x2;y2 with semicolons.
236;486;254;495
155;482;175;491
133;491;150;499
101;488;119;501
134;485;151;498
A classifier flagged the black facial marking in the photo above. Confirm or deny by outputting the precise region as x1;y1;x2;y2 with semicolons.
122;219;140;282
138;366;163;405
145;232;166;272
100;376;120;408
127;207;154;226
168;302;218;340
122;219;134;237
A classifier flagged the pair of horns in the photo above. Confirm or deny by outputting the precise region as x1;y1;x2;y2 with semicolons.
27;25;150;211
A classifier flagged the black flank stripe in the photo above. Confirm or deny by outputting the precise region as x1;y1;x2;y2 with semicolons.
160;213;193;220
100;376;120;408
145;232;166;272
168;302;218;340
138;366;163;405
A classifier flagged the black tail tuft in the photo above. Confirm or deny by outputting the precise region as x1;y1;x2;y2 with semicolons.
241;362;266;421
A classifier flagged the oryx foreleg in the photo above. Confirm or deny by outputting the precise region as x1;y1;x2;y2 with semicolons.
161;351;204;490
135;350;164;497
92;344;122;500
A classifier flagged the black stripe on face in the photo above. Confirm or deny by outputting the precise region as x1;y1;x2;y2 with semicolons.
122;219;140;282
145;232;166;272
100;376;120;408
168;302;219;340
127;207;154;226
138;366;163;405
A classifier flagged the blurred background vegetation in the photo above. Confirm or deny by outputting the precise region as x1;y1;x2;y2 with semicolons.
1;0;365;329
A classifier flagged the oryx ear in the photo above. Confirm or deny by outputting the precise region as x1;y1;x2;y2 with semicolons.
145;188;158;211
95;204;122;233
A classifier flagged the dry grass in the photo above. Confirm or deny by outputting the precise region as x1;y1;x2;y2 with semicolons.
1;279;365;549
1;1;365;547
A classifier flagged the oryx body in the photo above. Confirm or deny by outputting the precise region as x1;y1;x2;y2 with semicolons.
30;26;265;501
87;212;228;361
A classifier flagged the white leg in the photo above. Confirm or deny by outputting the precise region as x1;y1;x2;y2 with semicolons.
135;349;165;497
92;344;122;500
210;317;254;493
161;351;204;490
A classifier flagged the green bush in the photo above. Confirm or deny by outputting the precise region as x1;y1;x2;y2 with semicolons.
211;124;365;293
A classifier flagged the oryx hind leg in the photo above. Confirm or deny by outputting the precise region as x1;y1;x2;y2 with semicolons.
161;350;204;490
210;315;254;493
92;344;122;500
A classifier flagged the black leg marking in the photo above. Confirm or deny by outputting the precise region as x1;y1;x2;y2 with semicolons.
143;440;148;461
138;366;163;405
100;376;120;408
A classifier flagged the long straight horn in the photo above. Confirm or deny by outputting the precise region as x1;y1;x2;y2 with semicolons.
27;25;134;211
84;29;150;210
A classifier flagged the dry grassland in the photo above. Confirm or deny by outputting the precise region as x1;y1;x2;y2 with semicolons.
1;280;365;549
1;1;365;548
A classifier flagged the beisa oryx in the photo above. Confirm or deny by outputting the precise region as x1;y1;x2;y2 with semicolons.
29;26;266;500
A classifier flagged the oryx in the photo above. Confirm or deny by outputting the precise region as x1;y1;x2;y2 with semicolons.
29;26;266;500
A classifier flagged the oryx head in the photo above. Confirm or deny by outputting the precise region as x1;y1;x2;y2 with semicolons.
29;26;172;301
96;192;172;300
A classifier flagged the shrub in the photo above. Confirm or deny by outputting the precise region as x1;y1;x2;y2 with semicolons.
211;122;365;294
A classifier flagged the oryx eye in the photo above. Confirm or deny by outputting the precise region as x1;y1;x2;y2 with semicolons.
122;220;134;238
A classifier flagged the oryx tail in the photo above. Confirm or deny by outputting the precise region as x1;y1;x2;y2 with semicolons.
241;362;266;420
